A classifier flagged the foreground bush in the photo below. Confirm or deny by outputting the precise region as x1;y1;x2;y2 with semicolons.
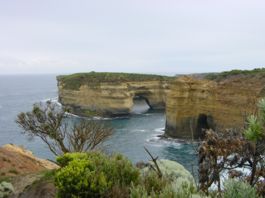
224;179;260;198
55;152;140;198
130;182;198;198
130;160;200;198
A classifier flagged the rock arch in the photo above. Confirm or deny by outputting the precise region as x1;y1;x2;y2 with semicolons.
58;79;169;117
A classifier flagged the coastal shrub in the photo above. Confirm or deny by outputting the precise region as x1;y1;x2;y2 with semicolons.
56;152;88;167
141;171;170;194
16;101;112;156
58;72;171;90
142;159;196;194
55;152;140;198
105;185;130;198
223;179;260;198
130;184;149;198
129;183;197;198
205;67;265;81
129;158;199;197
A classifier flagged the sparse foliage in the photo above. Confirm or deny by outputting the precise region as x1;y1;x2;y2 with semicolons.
16;101;112;156
198;98;265;196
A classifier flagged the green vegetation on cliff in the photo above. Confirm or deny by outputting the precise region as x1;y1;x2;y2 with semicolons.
54;152;200;198
205;67;265;81
57;72;172;90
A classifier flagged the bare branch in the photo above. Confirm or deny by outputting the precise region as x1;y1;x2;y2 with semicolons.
144;146;162;178
16;101;112;156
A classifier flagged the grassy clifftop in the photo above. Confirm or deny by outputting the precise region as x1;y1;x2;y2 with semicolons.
205;68;265;81
57;72;171;90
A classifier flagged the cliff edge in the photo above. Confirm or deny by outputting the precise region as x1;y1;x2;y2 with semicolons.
0;144;58;177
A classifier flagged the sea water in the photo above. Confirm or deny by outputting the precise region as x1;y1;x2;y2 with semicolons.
0;75;198;173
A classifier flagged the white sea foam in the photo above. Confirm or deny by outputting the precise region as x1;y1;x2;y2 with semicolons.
131;129;147;133
210;167;251;191
146;134;183;148
93;116;113;120
64;113;118;121
210;155;265;191
65;112;81;118
154;127;164;133
41;97;62;107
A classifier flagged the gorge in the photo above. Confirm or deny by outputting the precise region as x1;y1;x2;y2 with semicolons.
57;70;265;139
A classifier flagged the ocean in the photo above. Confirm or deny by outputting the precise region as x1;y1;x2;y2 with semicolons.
0;75;197;173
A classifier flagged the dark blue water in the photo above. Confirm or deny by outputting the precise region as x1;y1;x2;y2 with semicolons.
0;75;197;173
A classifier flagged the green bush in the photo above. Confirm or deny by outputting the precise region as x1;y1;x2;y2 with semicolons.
205;68;265;81
130;184;149;198
130;182;197;198
58;72;171;90
224;179;260;198
130;171;199;198
55;152;140;198
141;172;170;195
56;152;88;167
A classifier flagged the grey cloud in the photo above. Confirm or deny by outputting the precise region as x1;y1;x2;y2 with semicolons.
0;0;264;74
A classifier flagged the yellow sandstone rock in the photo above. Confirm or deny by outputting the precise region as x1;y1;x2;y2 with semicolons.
165;75;265;138
58;73;170;116
57;71;265;139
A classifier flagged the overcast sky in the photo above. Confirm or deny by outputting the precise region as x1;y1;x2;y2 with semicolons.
0;0;264;75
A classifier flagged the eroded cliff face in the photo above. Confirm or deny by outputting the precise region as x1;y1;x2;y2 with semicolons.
165;75;265;139
58;75;169;116
58;72;265;139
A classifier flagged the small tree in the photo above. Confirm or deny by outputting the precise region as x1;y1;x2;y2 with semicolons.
244;98;265;187
16;101;112;156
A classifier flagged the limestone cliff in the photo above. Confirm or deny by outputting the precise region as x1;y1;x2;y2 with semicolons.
165;74;265;139
57;72;170;117
57;70;265;139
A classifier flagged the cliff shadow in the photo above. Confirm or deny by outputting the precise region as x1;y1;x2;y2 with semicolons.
195;114;215;139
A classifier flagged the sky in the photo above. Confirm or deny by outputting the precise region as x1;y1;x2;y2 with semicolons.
0;0;264;75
